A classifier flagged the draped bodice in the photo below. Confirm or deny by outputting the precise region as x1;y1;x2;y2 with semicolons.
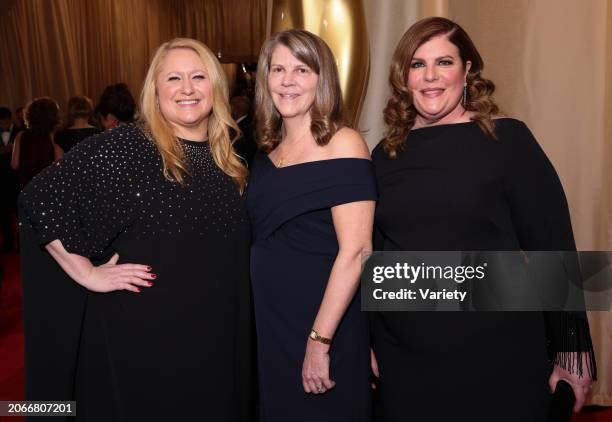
246;153;377;255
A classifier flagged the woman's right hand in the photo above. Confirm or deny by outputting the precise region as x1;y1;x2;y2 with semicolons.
302;339;336;394
79;253;155;293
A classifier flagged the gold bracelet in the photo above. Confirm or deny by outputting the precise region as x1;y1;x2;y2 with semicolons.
309;329;332;345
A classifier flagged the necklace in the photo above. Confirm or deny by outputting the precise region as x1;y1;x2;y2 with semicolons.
276;138;304;168
275;143;306;168
274;129;312;168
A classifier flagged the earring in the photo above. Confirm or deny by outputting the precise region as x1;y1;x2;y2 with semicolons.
463;83;467;107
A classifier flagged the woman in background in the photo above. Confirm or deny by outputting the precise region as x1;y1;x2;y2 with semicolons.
371;17;595;421
95;82;137;130
11;97;62;188
55;96;99;153
246;29;375;421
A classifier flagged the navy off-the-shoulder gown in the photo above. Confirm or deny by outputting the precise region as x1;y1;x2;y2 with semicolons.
246;153;377;421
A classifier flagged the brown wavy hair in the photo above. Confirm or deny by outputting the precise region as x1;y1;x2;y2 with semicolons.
255;29;346;153
140;38;247;192
383;17;499;158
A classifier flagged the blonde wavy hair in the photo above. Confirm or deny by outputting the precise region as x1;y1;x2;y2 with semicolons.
255;29;346;153
140;38;247;192
383;17;499;158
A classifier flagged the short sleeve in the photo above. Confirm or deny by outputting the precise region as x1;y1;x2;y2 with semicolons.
502;120;596;379
18;126;141;258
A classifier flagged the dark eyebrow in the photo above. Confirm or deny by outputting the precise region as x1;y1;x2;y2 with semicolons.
411;55;455;61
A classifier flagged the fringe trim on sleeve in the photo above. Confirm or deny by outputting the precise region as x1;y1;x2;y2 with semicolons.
548;312;597;380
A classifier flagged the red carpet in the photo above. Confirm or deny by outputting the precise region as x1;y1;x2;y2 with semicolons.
0;251;24;422
0;251;610;421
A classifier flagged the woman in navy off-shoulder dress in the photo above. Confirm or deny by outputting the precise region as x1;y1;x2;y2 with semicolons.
246;29;376;421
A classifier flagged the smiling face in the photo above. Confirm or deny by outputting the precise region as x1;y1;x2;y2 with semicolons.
156;48;212;140
407;34;471;126
267;44;318;121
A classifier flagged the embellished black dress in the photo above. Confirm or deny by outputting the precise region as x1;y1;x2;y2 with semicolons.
246;154;377;422
19;124;253;421
371;119;596;421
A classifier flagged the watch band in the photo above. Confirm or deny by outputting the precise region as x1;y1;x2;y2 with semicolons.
309;329;332;345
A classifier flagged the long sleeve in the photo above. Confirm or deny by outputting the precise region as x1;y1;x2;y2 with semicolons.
18;125;148;400
18;126;141;259
502;121;596;379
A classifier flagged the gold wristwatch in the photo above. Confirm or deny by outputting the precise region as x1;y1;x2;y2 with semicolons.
309;329;332;345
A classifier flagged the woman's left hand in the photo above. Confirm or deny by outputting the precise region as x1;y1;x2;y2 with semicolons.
302;339;336;394
549;360;593;413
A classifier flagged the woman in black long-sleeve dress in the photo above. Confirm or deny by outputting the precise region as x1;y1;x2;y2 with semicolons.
371;17;596;421
19;38;253;421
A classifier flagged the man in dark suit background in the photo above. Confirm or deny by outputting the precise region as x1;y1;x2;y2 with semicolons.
230;95;257;167
0;106;20;254
13;106;26;137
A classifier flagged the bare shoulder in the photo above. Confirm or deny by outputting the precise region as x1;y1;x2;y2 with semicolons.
326;127;370;160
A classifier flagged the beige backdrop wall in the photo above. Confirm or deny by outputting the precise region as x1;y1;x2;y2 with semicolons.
358;0;417;145
359;0;452;147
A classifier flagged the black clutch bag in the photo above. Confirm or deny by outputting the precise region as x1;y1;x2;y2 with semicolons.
548;380;575;422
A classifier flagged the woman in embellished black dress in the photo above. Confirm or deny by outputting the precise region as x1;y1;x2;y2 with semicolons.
371;17;596;421
19;38;253;421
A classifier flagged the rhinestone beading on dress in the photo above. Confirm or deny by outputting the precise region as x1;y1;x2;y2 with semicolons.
19;124;247;258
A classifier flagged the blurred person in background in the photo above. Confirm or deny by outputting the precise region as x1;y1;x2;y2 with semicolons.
55;96;100;153
0;106;19;252
95;82;137;130
230;95;256;166
14;106;26;133
11;97;62;189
